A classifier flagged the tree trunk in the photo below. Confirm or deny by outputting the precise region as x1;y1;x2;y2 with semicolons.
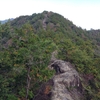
26;66;31;99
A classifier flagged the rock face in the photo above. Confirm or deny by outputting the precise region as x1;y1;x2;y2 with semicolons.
48;60;83;100
33;51;84;100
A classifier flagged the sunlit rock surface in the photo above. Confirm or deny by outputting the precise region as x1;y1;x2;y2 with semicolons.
48;60;83;100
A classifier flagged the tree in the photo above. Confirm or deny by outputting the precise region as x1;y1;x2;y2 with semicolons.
0;24;56;99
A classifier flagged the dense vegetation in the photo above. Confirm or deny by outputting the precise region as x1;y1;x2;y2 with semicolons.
0;11;100;100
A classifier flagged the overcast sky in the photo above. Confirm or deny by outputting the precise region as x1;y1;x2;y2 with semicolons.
0;0;100;30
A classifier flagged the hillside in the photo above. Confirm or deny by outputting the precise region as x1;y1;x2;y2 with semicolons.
0;11;100;100
11;11;87;36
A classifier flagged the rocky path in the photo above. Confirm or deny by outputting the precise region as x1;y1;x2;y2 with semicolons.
42;14;47;30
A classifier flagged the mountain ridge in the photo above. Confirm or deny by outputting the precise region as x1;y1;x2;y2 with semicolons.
0;11;100;100
10;11;100;57
0;18;14;24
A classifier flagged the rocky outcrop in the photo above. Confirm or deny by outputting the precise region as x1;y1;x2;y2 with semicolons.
48;60;83;100
33;51;84;100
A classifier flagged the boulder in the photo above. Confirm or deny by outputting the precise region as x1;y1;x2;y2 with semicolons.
48;60;83;100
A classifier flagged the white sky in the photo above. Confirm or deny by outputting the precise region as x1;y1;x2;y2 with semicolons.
0;0;100;30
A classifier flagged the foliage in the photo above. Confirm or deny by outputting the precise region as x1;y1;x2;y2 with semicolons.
0;11;100;100
0;23;56;99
